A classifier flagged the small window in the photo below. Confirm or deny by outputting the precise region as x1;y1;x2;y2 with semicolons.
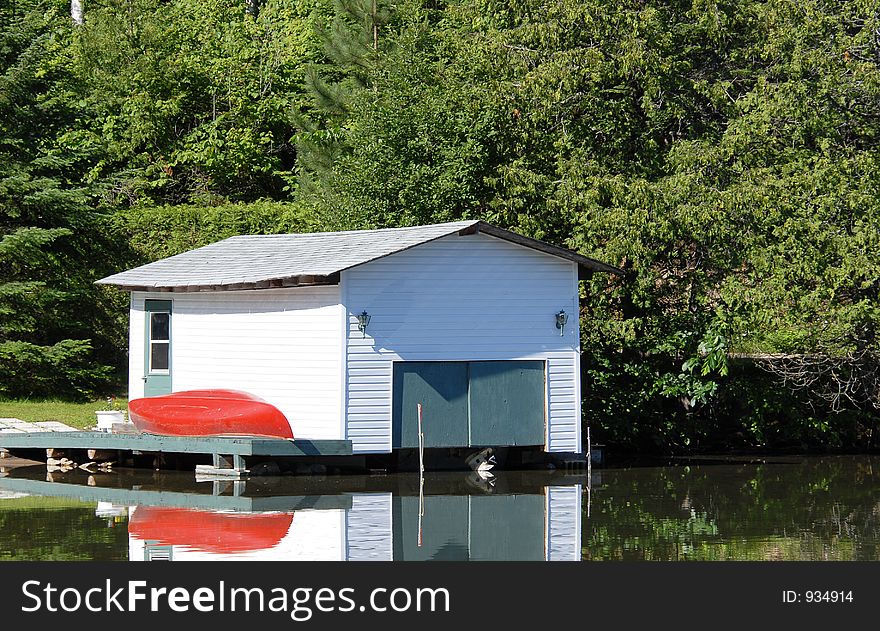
150;342;169;372
149;312;170;374
151;312;169;340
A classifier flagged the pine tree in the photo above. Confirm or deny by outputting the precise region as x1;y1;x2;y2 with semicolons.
295;0;393;221
0;1;118;398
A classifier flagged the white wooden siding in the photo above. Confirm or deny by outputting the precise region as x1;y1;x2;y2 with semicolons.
129;287;343;440
546;485;583;561
343;232;582;453
345;493;393;561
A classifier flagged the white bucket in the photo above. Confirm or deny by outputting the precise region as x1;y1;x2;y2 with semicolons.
95;410;125;432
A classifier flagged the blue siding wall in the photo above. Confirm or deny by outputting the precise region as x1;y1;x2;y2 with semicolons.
343;232;582;454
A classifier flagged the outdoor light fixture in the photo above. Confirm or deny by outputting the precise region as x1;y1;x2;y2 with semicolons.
555;310;568;336
356;310;371;338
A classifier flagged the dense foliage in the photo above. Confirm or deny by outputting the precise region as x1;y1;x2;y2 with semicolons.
1;0;878;450
0;1;125;397
0;499;129;560
584;457;880;560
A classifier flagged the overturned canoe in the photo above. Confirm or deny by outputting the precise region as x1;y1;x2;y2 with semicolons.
129;506;294;554
128;389;293;439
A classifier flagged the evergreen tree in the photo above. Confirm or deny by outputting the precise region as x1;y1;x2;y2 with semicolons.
292;0;880;448
0;0;877;449
295;0;393;223
0;0;119;398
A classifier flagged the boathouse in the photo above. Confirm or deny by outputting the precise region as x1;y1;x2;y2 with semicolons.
97;221;620;457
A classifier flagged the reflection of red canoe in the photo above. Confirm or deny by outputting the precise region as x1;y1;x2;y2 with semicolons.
128;390;293;439
129;506;293;554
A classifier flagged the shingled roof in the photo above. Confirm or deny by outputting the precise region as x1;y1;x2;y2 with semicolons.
96;220;622;292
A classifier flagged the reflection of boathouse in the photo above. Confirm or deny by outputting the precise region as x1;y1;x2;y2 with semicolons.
128;485;582;562
0;469;583;561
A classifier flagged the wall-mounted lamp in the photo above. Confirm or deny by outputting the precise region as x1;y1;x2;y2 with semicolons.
356;310;371;338
555;310;568;336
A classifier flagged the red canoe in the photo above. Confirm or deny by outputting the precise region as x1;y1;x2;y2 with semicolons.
129;506;293;554
128;389;294;439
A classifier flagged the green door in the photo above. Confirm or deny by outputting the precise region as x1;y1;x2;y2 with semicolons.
392;362;469;448
392;360;546;448
468;361;545;446
143;300;172;397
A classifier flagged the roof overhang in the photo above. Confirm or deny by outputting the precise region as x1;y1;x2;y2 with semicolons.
462;222;624;278
102;272;341;293
96;220;623;292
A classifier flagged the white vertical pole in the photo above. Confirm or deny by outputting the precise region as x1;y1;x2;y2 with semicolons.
587;425;591;473
417;403;424;475
418;473;424;548
417;403;425;547
71;0;83;25
586;425;592;519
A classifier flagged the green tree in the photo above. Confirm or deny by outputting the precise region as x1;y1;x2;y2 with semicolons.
2;0;877;450
295;0;880;450
71;0;320;205
0;0;121;398
295;0;396;221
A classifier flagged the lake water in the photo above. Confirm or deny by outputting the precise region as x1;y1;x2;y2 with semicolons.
0;456;877;561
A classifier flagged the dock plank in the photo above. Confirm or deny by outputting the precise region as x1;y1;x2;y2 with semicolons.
0;431;352;457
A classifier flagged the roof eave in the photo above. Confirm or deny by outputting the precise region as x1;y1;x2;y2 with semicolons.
95;273;340;293
93;219;622;291
471;222;624;276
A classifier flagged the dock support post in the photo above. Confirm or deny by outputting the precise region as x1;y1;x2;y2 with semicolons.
196;453;249;478
211;453;246;471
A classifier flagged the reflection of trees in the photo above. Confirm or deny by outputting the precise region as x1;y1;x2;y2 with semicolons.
0;502;129;561
584;458;880;561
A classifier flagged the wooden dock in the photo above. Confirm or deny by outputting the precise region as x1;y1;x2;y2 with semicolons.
0;431;352;456
0;431;353;476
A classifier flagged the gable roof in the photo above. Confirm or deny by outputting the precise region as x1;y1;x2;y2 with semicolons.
96;220;622;292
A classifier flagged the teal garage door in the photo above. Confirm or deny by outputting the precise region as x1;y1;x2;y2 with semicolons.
392;362;469;448
392;361;545;449
468;361;545;446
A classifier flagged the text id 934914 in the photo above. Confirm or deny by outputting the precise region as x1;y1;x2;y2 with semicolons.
782;590;854;604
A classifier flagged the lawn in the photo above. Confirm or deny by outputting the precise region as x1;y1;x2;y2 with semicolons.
0;399;126;430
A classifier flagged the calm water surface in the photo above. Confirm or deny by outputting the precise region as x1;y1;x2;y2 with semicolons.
0;456;877;561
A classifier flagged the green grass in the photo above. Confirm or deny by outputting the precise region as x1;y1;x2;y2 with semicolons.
0;496;94;511
0;399;126;430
